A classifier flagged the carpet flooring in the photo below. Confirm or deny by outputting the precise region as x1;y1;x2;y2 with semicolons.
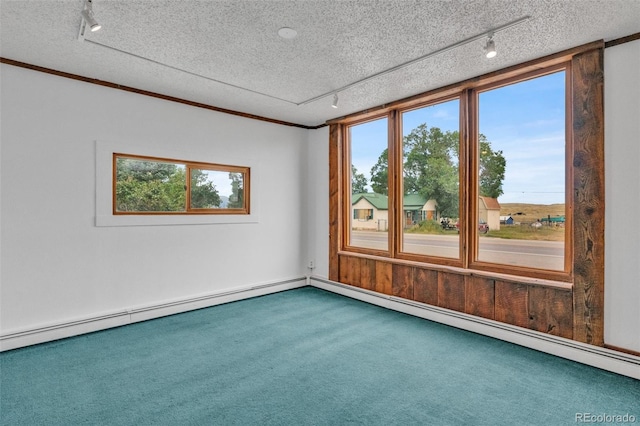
1;287;638;425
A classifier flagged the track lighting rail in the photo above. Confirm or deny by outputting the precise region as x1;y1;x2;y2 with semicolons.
298;16;530;106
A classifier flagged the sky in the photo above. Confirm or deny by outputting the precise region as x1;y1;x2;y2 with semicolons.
203;170;234;198
350;71;566;205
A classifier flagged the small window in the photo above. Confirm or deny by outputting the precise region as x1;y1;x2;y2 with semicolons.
353;209;374;221
114;154;249;215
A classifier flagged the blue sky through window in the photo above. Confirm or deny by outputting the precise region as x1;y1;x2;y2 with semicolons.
350;71;566;204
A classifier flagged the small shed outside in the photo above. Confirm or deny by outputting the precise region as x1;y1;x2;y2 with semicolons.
479;196;501;231
500;215;514;225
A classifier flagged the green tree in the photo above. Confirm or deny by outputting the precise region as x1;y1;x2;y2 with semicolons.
351;165;368;194
366;124;506;218
403;124;460;217
370;148;389;195
227;172;244;208
190;169;221;209
115;158;221;211
115;158;176;183
115;158;186;211
479;136;506;198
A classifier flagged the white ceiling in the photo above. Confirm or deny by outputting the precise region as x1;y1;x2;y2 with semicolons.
1;0;639;127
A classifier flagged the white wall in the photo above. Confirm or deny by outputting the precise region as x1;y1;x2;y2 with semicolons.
0;64;308;340
604;39;640;353
306;127;329;279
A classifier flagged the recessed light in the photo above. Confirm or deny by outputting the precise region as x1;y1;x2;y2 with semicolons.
278;27;298;39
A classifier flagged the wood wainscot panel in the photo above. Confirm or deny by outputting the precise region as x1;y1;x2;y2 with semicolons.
338;255;348;284
413;268;438;306
360;258;377;291
392;264;414;299
437;272;465;312
495;280;529;328
374;261;393;295
465;276;495;320
528;286;573;339
339;255;361;287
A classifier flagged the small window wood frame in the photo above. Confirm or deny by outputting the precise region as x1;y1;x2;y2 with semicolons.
113;153;250;215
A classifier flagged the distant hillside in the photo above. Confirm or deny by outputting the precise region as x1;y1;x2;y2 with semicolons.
500;203;565;221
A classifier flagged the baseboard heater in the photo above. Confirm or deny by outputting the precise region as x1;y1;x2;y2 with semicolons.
309;276;640;380
0;277;307;352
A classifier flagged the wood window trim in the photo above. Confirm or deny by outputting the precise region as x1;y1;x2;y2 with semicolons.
394;93;467;268
329;41;605;345
465;63;574;281
113;153;250;215
339;63;573;281
341;113;394;259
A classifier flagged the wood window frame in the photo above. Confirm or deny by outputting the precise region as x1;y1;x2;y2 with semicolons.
113;153;250;215
342;114;394;258
466;64;574;281
338;63;572;281
329;41;604;345
394;94;465;268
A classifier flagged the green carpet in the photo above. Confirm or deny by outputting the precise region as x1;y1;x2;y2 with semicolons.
1;287;638;425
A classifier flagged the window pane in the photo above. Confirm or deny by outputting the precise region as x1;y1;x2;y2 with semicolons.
477;71;565;271
349;118;389;251
190;169;245;209
115;157;186;212
401;99;460;259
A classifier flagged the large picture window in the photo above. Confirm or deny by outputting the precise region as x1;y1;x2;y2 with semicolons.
337;62;574;281
330;43;605;344
114;154;250;215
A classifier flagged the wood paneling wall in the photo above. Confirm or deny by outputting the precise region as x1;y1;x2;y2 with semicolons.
338;255;574;339
328;44;605;346
571;48;605;345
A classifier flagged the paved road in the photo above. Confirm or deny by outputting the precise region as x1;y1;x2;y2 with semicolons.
351;231;564;270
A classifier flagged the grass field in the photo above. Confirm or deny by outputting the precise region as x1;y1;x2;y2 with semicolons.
407;203;566;241
494;203;566;241
486;223;565;241
500;203;565;221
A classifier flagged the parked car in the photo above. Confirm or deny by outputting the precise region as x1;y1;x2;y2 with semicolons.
455;219;489;234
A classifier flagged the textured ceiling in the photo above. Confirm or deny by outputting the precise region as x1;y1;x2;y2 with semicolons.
1;0;639;127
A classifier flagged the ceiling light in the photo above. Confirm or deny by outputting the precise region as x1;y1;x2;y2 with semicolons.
332;94;339;109
485;33;496;58
81;0;101;32
278;27;297;39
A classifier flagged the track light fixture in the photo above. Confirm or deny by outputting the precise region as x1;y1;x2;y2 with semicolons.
332;93;339;109
484;33;496;58
81;0;101;32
